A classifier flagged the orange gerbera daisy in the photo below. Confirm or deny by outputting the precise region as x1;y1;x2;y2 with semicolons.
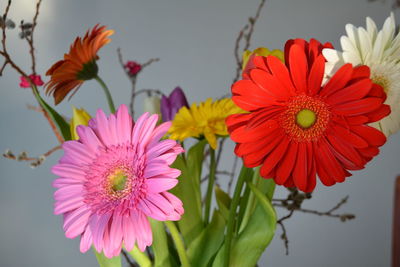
45;25;114;104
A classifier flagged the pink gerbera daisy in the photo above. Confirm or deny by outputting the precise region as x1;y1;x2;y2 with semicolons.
52;104;184;258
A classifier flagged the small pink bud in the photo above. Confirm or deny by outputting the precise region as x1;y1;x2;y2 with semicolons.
124;61;142;76
19;74;44;88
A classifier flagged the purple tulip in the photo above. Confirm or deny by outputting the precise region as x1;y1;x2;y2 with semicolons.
160;87;189;121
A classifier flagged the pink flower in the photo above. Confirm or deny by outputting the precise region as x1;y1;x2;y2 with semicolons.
52;105;184;258
124;61;142;76
19;74;44;88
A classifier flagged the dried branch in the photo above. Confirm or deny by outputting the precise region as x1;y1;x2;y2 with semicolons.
117;48;160;117
277;210;294;255
121;250;138;267
23;0;41;74
274;189;355;255
3;145;61;168
232;0;266;84
0;0;64;144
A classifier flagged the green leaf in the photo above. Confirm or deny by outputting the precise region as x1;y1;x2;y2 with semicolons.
187;210;226;267
170;139;206;246
215;186;231;221
149;219;172;267
32;87;71;140
212;181;277;267
94;250;121;267
238;168;275;232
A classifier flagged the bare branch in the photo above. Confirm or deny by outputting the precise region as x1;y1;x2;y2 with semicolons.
3;145;61;168
117;48;160;117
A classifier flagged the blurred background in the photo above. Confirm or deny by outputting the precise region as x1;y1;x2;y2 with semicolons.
0;0;399;266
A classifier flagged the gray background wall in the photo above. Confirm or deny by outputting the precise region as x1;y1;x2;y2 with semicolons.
0;0;399;266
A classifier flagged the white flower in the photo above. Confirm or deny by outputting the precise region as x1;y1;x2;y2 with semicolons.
143;94;161;115
323;13;400;137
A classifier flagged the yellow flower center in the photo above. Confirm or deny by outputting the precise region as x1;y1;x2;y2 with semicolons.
296;109;316;129
372;75;390;93
108;169;128;192
279;95;330;142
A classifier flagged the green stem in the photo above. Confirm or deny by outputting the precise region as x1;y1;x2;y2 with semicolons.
95;75;116;113
128;246;152;267
238;168;259;233
204;147;216;225
223;165;249;267
164;221;190;267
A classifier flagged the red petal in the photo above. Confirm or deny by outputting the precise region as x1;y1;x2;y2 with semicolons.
292;142;308;192
307;55;325;95
253;56;270;72
345;115;369;125
242;130;284;167
320;64;353;97
259;137;290;177
275;142;298;185
232;80;279;111
351;65;370;80
326;134;365;168
326;79;372;106
266;56;296;94
350;125;386;146
366;104;391;122
315;140;345;184
289;44;308;93
334;97;383;116
230;119;279;143
250;69;291;100
331;124;368;148
235;130;281;157
226;113;252;133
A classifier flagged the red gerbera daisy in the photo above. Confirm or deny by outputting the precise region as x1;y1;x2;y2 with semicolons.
227;38;390;192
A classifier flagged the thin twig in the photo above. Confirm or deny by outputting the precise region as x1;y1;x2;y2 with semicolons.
273;191;355;255
276;210;294;255
117;48;160;117
0;0;64;144
227;156;239;194
24;0;42;74
121;249;138;267
232;0;266;84
3;145;61;168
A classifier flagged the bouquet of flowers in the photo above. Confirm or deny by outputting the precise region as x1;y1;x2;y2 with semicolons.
1;0;399;266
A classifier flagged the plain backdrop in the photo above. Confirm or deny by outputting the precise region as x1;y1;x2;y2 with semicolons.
0;0;399;266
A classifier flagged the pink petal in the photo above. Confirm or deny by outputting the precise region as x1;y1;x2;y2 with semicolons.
80;222;93;253
54;196;84;214
116;104;133;144
122;215;136;251
146;178;178;194
64;205;91;238
52;164;86;180
76;126;105;153
62;141;94;165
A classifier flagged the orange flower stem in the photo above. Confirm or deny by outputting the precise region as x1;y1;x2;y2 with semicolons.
95;75;116;113
204;147;216;225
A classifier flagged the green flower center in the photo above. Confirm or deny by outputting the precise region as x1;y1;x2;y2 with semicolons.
77;60;99;80
108;169;128;192
296;109;316;129
372;75;390;93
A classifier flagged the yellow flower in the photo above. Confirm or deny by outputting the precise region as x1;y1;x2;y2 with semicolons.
168;98;244;149
70;106;91;140
242;47;284;70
